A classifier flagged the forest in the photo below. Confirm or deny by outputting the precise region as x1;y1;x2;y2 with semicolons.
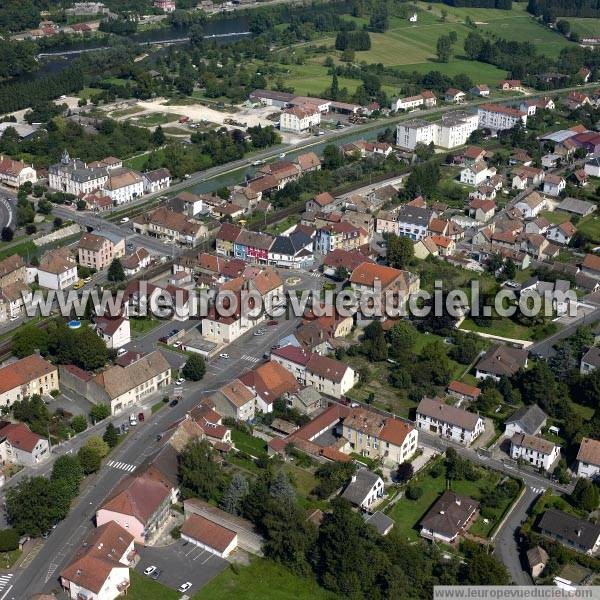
528;0;600;18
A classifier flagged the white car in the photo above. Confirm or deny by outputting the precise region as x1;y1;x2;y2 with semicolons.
279;152;286;158
172;341;182;348
178;582;192;592
219;353;230;359
175;378;185;386
253;330;265;336
144;566;156;576
120;217;129;224
117;348;128;357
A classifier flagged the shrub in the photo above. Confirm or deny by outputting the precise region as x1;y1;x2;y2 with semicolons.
406;485;423;500
0;528;19;552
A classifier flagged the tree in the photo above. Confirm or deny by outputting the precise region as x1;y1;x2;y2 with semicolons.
220;473;249;515
406;484;423;500
460;548;510;585
53;217;63;229
571;478;599;512
151;125;166;146
11;324;49;358
84;436;109;459
322;144;344;170
386;233;413;269
90;404;110;422
179;439;225;501
504;258;516;280
436;35;453;63
70;415;87;434
464;31;484;60
396;461;414;482
556;19;570;35
270;471;296;504
107;258;125;282
1;227;13;242
362;320;388;362
77;445;102;474
51;454;84;498
334;265;349;281
182;354;206;381
103;423;119;448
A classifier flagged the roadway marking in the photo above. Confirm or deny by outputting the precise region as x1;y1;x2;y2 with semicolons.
0;574;12;597
107;460;137;472
0;583;12;600
530;487;545;494
309;272;321;278
45;562;59;582
241;354;260;363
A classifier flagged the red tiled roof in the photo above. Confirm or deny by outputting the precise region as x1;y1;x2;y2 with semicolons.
448;380;481;399
181;514;236;552
0;355;56;395
0;422;43;452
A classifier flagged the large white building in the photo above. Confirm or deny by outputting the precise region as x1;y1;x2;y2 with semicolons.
280;104;321;133
510;433;560;471
396;112;478;150
0;156;37;188
104;168;144;205
48;150;108;196
478;104;527;131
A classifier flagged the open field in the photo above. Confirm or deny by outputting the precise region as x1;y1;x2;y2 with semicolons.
569;18;600;38
231;429;268;457
577;214;600;245
129;112;179;127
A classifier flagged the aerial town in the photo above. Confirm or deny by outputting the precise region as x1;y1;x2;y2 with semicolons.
1;0;600;599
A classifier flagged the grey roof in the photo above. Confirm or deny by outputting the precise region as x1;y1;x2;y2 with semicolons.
587;157;600;168
95;230;124;246
397;205;433;227
420;490;478;539
341;468;381;506
476;344;528;377
0;122;37;138
538;509;600;552
364;511;394;535
557;197;596;216
539;130;577;143
143;168;171;182
582;346;600;369
270;230;312;256
505;404;548;435
295;386;322;407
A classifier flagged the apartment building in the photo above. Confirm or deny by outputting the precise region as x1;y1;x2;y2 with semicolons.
133;206;209;246
78;231;125;270
280;104;321;132
103;168;144;205
48;150;109;196
510;433;560;471
478;104;527;131
37;248;78;290
0;354;59;408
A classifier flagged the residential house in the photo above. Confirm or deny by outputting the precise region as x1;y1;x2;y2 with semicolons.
314;222;366;254
103;168;144;205
468;198;496;222
581;254;600;279
566;91;591;110
527;546;549;579
0;421;50;466
0;354;58;408
475;344;528;380
543;174;566;197
78;231;125;271
142;168;171;194
510;433;560;471
416;397;484;446
413;236;439;259
60;522;134;600
0;255;26;288
505;405;548;437
392;94;424;111
240;360;300;414
515;192;546;219
89;350;171;415
93;315;131;349
525;216;550;235
0;155;37;187
216;223;242;257
584;157;600;178
121;248;151;277
577;437;600;479
500;79;522;91
234;229;274;264
547;221;577;245
321;248;372;276
269;230;314;269
0;282;31;322
37;247;78;290
429;235;455;256
445;88;465;103
447;380;481;404
96;474;171;544
341;469;384;510
210;379;256;422
181;514;238;558
306;192;336;213
470;85;490;97
296;151;321;173
538;509;600;555
460;161;496;186
342;407;418;465
396;205;433;240
478;104;527;131
133;207;209;247
84;190;113;212
512;166;545;190
420;490;479;544
580;346;600;375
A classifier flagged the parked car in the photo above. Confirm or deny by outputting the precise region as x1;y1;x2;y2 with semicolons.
172;341;182;348
267;320;278;326
138;412;145;422
178;583;192;593
151;569;161;580
120;217;129;224
129;414;137;426
73;280;85;290
144;566;156;576
219;353;230;359
169;399;179;407
175;378;185;386
83;276;92;283
117;348;127;357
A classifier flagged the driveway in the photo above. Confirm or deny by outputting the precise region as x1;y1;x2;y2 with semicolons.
136;539;229;593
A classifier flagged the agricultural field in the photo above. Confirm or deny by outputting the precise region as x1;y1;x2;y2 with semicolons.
568;18;600;38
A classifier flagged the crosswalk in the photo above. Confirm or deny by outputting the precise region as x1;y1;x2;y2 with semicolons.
530;486;545;495
241;354;261;364
309;272;322;278
0;573;12;595
107;460;137;473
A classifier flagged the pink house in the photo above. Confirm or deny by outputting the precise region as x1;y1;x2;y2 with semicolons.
96;474;171;544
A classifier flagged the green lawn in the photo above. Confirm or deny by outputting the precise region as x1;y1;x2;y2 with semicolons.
540;210;570;225
194;559;342;600
130;112;179;127
0;549;21;569
0;239;36;261
231;429;268;458
461;316;535;341
569;17;600;38
577;214;600;245
387;460;519;540
129;316;162;337
111;105;146;118
123;148;165;171
127;570;179;600
282;463;318;498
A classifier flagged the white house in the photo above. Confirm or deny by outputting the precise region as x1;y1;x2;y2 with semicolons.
581;346;600;375
93;316;131;349
181;514;238;558
584;158;600;178
280;104;321;133
504;405;548;438
477;104;527;131
460;161;495;186
547;221;577;245
543;174;566;197
416;397;484;446
103;168;144;205
577;437;600;479
0;422;50;466
515;192;546;219
510;433;560;471
37;249;78;290
142;168;171;193
341;469;384;510
392;94;424;111
0;156;37;188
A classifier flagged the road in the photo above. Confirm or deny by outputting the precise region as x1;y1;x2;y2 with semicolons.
0;195;13;231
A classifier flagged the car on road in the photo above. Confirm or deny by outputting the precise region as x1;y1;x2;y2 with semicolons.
169;399;179;407
83;276;92;283
144;566;157;576
117;348;128;357
175;378;185;386
279;153;286;158
9;315;19;322
219;353;230;359
138;412;145;422
172;341;182;348
178;583;192;593
253;329;265;336
73;280;85;290
151;569;161;580
120;217;130;224
129;414;137;426
267;320;278;326
252;159;264;166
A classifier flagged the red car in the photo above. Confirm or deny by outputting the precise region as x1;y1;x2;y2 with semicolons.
267;320;278;326
138;412;145;422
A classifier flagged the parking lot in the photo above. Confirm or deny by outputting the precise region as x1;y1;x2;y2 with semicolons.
136;539;229;593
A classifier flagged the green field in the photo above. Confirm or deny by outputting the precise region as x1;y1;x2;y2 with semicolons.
569;18;600;37
231;429;268;457
130;112;179;127
461;316;535;341
578;214;600;245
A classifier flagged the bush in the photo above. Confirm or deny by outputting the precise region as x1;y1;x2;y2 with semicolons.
429;462;443;478
0;528;19;552
70;415;87;434
406;485;423;500
90;404;110;422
